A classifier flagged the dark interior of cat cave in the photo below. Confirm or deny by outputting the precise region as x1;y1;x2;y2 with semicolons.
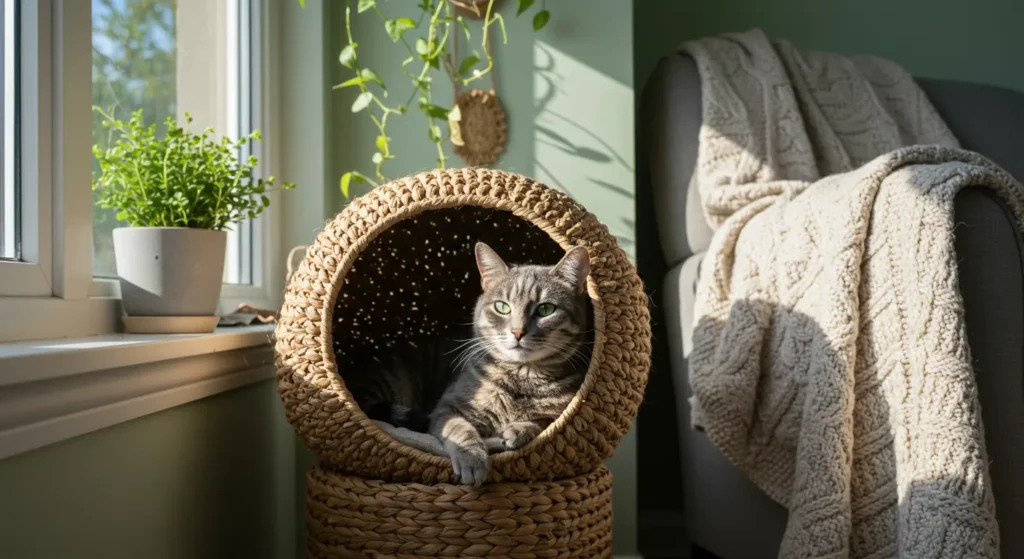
331;206;593;378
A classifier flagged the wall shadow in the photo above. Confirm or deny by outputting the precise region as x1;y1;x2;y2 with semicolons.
532;41;636;258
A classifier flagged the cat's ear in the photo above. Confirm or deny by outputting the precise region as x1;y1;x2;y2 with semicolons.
475;242;509;289
552;246;590;294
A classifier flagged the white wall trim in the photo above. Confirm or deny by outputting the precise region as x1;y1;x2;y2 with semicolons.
0;326;276;459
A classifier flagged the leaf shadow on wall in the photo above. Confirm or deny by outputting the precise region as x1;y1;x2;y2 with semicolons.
532;43;635;255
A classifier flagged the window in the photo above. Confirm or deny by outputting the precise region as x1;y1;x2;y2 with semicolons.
90;0;262;283
0;0;278;342
1;0;17;261
90;0;177;277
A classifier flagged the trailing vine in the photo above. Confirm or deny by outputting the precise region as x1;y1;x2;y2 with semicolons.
299;0;551;197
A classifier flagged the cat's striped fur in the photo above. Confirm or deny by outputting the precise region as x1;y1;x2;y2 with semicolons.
346;242;591;485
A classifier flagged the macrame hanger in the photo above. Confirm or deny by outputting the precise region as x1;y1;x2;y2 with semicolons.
449;22;508;167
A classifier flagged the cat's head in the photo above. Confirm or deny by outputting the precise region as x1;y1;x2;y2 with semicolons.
473;242;591;365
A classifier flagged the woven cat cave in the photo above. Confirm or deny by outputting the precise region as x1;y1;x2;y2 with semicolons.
275;168;650;556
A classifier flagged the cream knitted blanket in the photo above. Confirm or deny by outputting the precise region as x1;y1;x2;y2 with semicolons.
682;29;1021;558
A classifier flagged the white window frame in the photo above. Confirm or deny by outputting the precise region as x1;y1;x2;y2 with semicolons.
0;0;52;298
0;0;282;343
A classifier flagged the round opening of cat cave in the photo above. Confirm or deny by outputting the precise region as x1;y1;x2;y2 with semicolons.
330;206;597;448
276;168;650;485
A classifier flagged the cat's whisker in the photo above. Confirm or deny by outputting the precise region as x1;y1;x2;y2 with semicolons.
445;338;485;355
452;339;501;371
451;342;483;369
445;334;505;357
545;340;590;370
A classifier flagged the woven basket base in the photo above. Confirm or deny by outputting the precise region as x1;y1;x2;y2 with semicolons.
306;465;613;558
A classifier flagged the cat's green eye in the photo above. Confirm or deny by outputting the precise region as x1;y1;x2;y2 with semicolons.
494;301;511;314
536;302;557;317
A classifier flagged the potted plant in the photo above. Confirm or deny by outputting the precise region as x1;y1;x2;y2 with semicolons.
92;108;294;332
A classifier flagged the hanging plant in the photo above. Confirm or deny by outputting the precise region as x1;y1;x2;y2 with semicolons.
298;0;551;197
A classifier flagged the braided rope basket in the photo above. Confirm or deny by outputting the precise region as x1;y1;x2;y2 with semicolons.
275;168;650;556
307;464;614;558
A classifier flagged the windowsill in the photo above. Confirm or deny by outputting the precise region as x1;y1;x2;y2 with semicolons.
0;324;275;382
0;324;277;460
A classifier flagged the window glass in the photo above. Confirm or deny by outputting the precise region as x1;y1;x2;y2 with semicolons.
91;0;177;277
1;0;18;261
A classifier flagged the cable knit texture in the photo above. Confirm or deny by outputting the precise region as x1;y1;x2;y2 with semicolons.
682;29;1021;558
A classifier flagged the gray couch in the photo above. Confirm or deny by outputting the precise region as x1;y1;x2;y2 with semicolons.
636;52;1024;559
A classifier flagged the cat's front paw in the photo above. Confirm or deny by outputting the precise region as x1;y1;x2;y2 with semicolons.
449;444;490;486
501;421;542;450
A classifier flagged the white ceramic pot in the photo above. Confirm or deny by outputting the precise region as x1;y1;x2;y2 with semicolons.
112;227;227;317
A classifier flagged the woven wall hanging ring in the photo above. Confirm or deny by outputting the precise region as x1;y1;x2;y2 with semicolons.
450;30;508;167
452;88;507;166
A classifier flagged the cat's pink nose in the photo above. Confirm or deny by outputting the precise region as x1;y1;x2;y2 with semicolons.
511;329;525;341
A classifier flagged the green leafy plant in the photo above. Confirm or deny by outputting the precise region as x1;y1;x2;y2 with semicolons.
307;0;551;197
91;107;295;230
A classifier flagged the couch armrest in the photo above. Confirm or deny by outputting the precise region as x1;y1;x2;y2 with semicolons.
953;187;1024;559
639;54;714;268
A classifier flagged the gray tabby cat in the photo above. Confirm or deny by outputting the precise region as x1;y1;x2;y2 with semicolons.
345;242;592;485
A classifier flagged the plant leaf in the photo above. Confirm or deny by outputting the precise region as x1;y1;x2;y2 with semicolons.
458;55;479;76
448;106;464;146
351;92;373;113
516;0;534;15
375;135;388;153
298;0;305;7
340;171;368;198
339;45;357;68
335;76;367;89
385;17;416;42
371;152;384;165
357;0;375;13
449;120;464;146
533;9;550;31
428;124;442;142
428;104;449;119
360;68;384;88
340;172;352;198
415;38;430;57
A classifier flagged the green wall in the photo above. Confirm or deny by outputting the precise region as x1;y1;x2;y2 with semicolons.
0;380;296;559
633;0;1024;95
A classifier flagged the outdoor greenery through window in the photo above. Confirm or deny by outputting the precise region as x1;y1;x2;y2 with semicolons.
91;0;257;283
91;0;177;277
1;0;17;261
